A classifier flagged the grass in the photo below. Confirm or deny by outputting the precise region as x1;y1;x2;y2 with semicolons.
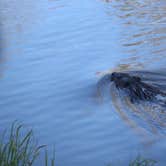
129;156;157;166
0;122;157;166
107;156;157;166
0;122;55;166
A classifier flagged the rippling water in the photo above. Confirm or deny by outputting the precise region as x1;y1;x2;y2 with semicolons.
0;0;166;165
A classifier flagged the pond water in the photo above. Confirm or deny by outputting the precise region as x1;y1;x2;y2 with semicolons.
0;0;166;165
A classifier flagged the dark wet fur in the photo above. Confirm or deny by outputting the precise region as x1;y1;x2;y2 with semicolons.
111;72;166;103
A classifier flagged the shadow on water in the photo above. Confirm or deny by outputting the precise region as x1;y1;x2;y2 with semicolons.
97;69;166;144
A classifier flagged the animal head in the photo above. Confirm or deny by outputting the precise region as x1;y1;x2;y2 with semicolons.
110;72;141;89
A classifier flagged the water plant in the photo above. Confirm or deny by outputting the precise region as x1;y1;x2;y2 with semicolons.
0;122;55;166
129;156;157;166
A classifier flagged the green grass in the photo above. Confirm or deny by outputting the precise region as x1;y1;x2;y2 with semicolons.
107;156;157;166
0;122;55;166
129;156;157;166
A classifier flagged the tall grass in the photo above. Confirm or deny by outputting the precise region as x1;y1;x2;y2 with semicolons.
0;122;55;166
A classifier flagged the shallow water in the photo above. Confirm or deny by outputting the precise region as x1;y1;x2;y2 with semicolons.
0;0;166;165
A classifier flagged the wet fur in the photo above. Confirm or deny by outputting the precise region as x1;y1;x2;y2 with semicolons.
111;72;166;103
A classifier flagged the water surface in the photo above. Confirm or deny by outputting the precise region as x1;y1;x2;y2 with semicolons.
0;0;166;165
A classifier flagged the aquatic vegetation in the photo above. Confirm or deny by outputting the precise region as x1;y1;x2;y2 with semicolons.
0;122;55;166
107;156;157;166
129;156;157;166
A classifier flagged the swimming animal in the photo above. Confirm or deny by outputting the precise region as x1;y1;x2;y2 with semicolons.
110;72;166;103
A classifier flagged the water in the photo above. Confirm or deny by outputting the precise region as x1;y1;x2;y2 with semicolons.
0;0;166;165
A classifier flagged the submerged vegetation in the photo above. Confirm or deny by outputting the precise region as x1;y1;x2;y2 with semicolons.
0;122;157;166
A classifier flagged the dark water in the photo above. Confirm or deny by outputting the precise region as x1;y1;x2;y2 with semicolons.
0;0;166;165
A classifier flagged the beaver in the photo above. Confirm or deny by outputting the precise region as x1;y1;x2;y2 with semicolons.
110;72;166;103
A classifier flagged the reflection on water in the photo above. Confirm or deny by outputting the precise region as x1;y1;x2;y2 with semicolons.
103;0;166;70
97;0;166;76
0;0;43;36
